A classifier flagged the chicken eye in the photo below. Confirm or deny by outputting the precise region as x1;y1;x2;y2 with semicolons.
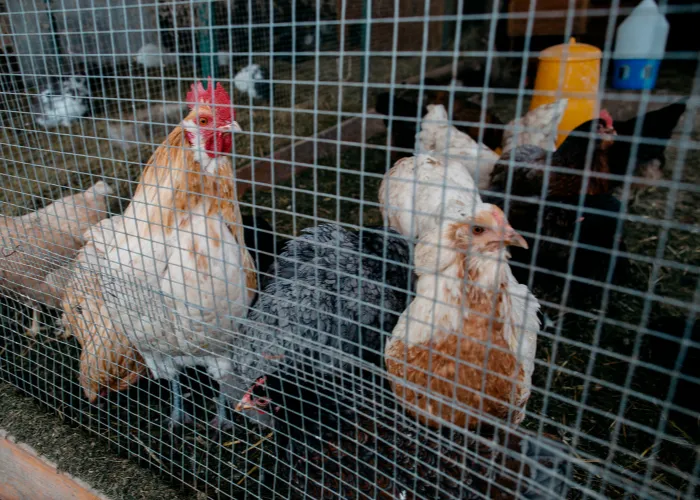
472;226;485;235
199;117;209;127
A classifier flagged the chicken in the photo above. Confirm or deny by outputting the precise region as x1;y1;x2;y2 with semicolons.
501;100;569;155
61;215;147;399
418;104;500;189
488;111;616;198
61;79;254;426
215;223;413;424
606;99;687;194
236;369;568;499
375;92;504;163
240;214;276;288
482;193;630;307
641;312;699;437
62;213;276;410
378;155;483;242
385;204;540;430
0;181;112;337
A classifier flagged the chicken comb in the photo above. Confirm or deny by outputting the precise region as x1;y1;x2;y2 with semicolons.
600;109;613;129
186;78;234;124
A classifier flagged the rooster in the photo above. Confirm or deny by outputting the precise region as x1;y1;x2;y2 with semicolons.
62;79;255;426
215;223;413;426
488;110;616;198
236;368;568;499
384;202;540;430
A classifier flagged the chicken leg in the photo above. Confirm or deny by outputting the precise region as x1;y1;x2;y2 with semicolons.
168;378;194;427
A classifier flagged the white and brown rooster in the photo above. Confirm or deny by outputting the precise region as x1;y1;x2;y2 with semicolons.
380;156;540;430
62;79;256;426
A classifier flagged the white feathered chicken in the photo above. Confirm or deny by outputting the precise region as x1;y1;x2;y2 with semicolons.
378;154;482;242
418;104;499;190
500;99;569;155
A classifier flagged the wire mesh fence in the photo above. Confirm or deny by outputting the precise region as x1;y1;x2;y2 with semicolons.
0;0;698;498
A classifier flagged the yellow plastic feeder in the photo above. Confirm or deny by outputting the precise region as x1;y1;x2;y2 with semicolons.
530;37;602;148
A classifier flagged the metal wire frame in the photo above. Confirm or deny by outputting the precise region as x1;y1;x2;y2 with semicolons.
0;0;698;498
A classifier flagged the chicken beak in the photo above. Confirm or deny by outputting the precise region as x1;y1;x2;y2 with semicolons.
219;121;242;133
504;226;529;249
235;401;254;412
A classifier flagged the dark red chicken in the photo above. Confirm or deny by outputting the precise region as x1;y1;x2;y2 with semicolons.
488;111;616;198
237;370;569;500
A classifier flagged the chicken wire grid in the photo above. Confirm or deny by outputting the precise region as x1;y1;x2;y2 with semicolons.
0;0;699;498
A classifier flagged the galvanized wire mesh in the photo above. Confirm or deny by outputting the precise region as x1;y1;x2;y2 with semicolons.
0;0;698;498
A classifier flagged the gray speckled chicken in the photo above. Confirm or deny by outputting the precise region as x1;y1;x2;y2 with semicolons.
216;223;414;425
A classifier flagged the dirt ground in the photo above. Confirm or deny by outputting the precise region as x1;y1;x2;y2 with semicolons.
0;60;698;499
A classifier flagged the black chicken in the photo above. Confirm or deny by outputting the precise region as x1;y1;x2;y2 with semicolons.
236;369;570;500
216;224;413;421
640;313;699;438
607;99;688;188
483;193;629;307
241;214;276;281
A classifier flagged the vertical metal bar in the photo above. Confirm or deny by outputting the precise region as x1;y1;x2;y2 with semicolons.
198;0;217;79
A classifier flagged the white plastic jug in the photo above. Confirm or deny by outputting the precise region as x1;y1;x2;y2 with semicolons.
614;0;669;59
612;0;669;89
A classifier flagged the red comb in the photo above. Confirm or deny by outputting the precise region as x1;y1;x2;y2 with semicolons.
600;109;613;128
186;78;234;124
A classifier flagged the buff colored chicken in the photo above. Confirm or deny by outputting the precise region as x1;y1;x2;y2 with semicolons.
62;79;256;426
384;201;540;430
380;155;540;429
0;181;112;337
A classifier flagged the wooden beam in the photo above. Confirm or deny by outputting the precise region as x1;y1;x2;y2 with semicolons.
234;61;464;197
0;431;108;500
235;111;387;198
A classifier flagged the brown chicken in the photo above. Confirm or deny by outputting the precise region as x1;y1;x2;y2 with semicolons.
488;110;616;198
0;182;112;337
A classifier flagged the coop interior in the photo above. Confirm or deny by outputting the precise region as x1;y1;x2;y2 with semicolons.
0;0;698;498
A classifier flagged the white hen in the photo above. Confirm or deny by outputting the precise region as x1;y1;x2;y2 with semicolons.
417;104;499;190
379;154;483;242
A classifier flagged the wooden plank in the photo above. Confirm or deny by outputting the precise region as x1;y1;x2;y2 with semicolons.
507;0;590;37
235;112;386;198
234;61;464;197
0;431;108;500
